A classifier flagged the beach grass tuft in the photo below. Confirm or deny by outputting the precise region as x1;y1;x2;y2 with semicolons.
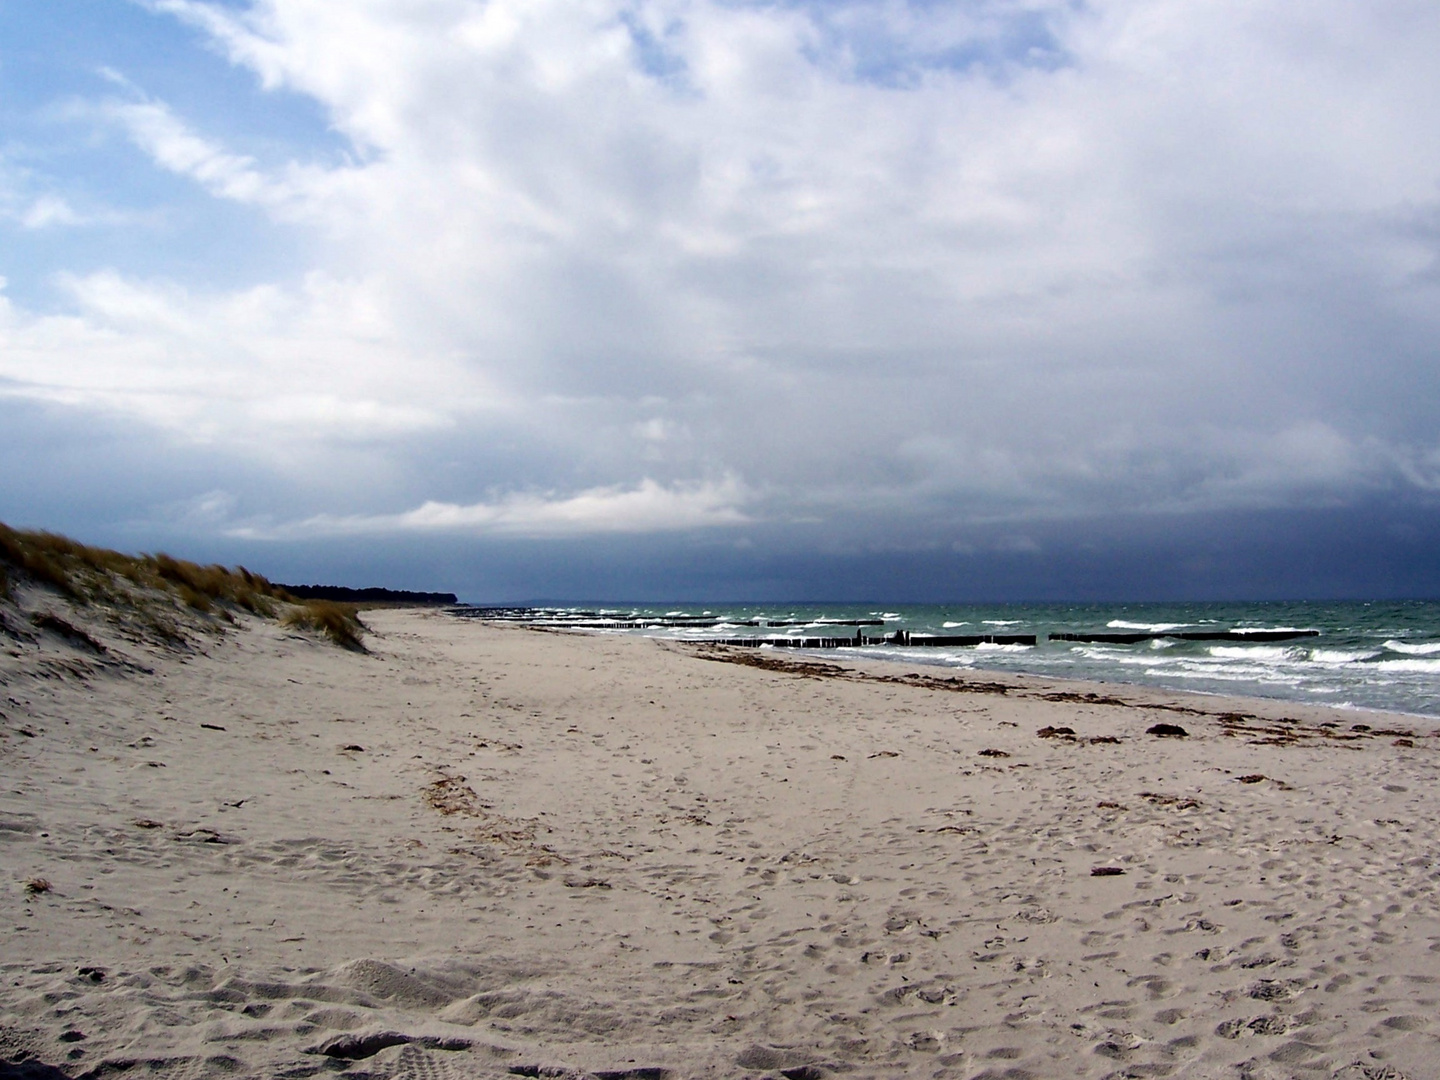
0;522;364;651
282;599;368;651
0;528;86;599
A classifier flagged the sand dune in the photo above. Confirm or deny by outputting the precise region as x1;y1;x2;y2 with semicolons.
4;604;1440;1079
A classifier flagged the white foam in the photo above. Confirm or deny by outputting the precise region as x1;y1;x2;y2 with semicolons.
983;619;1023;626
1207;645;1296;662
1377;658;1440;674
1075;648;1181;667
942;621;968;628
974;642;1032;652
1161;665;1305;686
1384;639;1440;656
1107;620;1189;632
1310;649;1380;665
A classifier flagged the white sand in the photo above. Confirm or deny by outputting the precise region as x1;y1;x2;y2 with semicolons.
3;605;1440;1079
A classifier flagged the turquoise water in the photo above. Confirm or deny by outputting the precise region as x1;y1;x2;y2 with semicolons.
464;601;1440;718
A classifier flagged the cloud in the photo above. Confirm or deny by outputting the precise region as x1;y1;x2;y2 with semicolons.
18;195;83;229
87;85;355;223
0;270;485;451
241;475;751;538
3;0;1440;557
102;97;284;206
0;159;85;230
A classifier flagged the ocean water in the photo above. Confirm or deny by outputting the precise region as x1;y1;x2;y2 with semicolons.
465;601;1440;719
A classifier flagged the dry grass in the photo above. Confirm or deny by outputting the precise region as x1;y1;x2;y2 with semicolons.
281;599;367;651
0;524;294;611
0;522;365;651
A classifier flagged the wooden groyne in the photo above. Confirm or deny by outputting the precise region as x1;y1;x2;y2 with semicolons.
687;632;1037;649
700;636;868;649
884;632;1037;646
747;619;885;627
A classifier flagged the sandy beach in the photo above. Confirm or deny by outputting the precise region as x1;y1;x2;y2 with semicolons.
4;604;1440;1079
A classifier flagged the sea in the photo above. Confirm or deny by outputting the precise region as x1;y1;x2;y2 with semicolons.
460;600;1440;719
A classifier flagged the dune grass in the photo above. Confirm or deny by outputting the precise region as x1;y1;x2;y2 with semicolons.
0;523;367;651
281;598;367;651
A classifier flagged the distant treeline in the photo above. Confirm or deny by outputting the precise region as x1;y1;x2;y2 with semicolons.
276;584;458;605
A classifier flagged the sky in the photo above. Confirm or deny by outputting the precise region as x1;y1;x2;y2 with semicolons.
2;0;1440;602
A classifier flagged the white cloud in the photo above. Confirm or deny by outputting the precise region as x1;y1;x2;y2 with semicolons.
92;94;356;223
242;475;750;538
105;99;277;204
0;270;490;456
0;159;86;229
19;195;83;229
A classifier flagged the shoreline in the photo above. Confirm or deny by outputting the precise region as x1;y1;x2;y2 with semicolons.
467;598;1440;722
4;607;1439;1078
539;620;1431;727
744;645;1436;725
